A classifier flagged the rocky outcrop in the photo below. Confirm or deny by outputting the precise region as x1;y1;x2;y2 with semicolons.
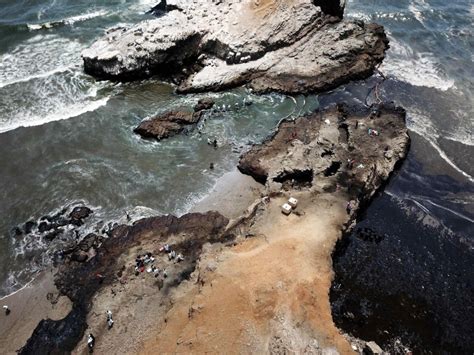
193;97;215;112
18;103;410;353
82;0;388;94
68;206;92;225
11;204;93;243
238;103;409;219
146;0;182;16
134;98;214;140
364;341;384;354
19;212;229;354
134;110;202;140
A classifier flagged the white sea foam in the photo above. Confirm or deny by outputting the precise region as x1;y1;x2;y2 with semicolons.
27;10;108;30
0;35;83;88
348;11;410;22
0;66;72;89
445;135;474;147
408;0;433;25
407;111;474;183
0;276;36;300
0;33;113;132
386;190;474;226
380;38;455;91
0;97;110;133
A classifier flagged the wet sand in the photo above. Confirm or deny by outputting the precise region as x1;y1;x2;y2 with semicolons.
191;168;264;219
0;271;71;354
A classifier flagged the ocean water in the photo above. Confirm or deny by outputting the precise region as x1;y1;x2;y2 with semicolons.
329;0;474;353
0;0;472;352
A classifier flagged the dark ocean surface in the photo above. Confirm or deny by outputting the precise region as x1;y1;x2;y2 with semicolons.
0;0;472;353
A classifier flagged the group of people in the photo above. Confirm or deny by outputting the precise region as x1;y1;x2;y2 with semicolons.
134;252;155;273
134;245;184;280
160;244;185;263
87;245;186;352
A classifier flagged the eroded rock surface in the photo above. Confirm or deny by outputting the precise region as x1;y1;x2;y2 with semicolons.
238;103;409;217
134;98;215;140
82;0;388;94
19;212;229;354
134;110;202;140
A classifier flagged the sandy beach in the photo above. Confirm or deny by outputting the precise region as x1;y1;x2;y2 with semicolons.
1;169;262;355
67;172;354;354
141;191;353;353
0;271;71;354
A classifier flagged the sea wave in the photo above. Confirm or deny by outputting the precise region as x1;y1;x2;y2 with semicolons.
27;10;108;30
407;111;473;182
0;96;109;133
0;34;83;88
408;0;433;25
445;135;474;147
380;38;455;91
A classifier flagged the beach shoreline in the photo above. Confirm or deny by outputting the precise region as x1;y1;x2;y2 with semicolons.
0;270;72;354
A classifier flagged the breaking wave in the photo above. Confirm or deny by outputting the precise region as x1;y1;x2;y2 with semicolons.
408;0;433;25
380;38;455;91
0;34;83;88
0;33;113;133
27;10;108;30
0;96;110;133
407;111;473;182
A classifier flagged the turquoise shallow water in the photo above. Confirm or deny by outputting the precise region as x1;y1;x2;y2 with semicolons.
0;0;472;351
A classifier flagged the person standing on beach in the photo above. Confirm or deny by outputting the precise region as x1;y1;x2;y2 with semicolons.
3;305;10;315
106;310;114;329
87;333;95;353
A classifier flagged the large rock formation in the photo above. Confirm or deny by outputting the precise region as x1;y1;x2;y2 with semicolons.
134;110;202;140
139;103;409;353
238;102;410;216
82;0;388;94
134;98;214;140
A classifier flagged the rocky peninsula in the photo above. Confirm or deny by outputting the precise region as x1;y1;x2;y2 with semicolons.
0;1;412;354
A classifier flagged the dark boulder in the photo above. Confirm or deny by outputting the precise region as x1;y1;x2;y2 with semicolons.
194;98;215;112
24;221;37;234
19;306;87;354
43;228;63;242
77;233;102;252
313;0;346;18
11;226;23;236
134;110;203;140
147;0;181;16
38;221;54;233
69;207;92;225
71;251;88;263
